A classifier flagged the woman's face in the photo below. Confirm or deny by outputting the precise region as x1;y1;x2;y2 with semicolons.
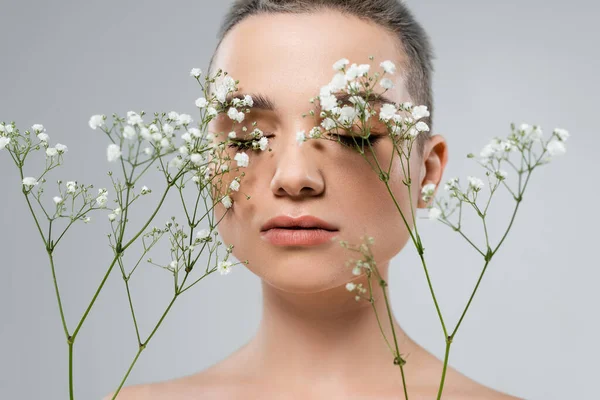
208;10;436;293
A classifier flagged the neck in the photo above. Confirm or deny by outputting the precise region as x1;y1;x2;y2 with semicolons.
238;262;429;393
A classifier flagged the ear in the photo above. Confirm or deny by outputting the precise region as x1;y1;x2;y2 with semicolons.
417;134;449;209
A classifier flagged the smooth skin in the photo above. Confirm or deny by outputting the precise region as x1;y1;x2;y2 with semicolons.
105;10;521;400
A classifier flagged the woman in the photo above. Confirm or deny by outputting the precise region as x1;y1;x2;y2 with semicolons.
108;0;521;398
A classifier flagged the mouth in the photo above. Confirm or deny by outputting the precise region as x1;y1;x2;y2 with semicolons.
260;215;339;246
260;215;339;232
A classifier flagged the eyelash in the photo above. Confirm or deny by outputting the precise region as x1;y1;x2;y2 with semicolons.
226;134;384;149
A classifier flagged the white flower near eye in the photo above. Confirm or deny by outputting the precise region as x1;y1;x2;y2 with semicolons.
234;152;249;167
176;114;193;126
412;105;430;120
206;107;218;118
345;63;361;81
258;136;269;151
337;106;358;126
296;131;307;146
229;180;240;192
22;177;38;187
321;118;337;131
380;60;397;74
221;195;233;209
195;97;208;108
190;67;202;78
37;133;49;143
547;139;566;156
309;127;323;139
227;107;245;123
66;181;77;193
123;125;136;139
415;121;429;132
53;196;63;204
467;176;484;192
106;144;122;162
88;115;105;130
553;128;570;142
379;103;397;121
243;94;254;107
333;58;350;71
329;73;347;92
127;111;143;126
428;207;442;220
228;131;237;139
190;153;203;166
0;137;11;150
32;124;45;133
55;143;68;153
406;127;418;138
217;260;233;275
319;93;338;112
379;78;394;90
352;266;362;276
346;282;357;292
140;185;150;195
421;183;437;202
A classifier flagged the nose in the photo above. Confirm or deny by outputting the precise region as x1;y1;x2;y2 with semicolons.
269;131;325;198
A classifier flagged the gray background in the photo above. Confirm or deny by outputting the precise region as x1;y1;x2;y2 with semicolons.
0;0;598;399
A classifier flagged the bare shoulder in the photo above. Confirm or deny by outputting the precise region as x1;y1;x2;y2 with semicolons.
437;368;522;400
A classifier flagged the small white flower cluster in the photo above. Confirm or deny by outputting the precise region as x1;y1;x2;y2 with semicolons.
217;260;233;275
140;185;151;195
96;188;108;208
308;57;431;146
108;206;121;222
421;183;437;203
345;281;368;301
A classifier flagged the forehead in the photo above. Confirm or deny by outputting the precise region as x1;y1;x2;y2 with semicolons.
211;10;409;113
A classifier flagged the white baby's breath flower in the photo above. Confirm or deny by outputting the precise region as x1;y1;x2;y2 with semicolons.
143;147;153;156
411;105;430;120
179;146;189;155
228;131;237;139
190;153;203;166
148;124;159;133
140;127;152;141
258;136;269;151
495;169;508;180
162;124;174;137
168;156;183;170
123;125;136;139
108;213;116;222
55;143;68;153
22;177;38;187
32;124;45;133
176;114;192;126
352;266;361;276
37;133;49;143
46;147;58;157
527;126;543;142
380;60;397;74
196;229;210;240
229;180;240;192
415;121;429;132
195;97;208;108
206;107;218;118
467;176;484;192
379;78;394;90
66;181;77;193
553;128;570;141
217;260;233;275
151;132;162;142
88;115;105;130
428;207;442;220
0;137;11;150
160;138;170;149
379;103;397;121
221;195;233;209
444;177;459;191
106;144;122;162
547;139;566;156
346;282;357;292
53;196;63;204
140;185;150;195
190;68;202;78
227;107;245;123
296;130;307;146
127;111;143;126
329;73;347;92
321;118;337;131
333;58;350;71
319;93;338;112
421;183;437;202
234;152;249;167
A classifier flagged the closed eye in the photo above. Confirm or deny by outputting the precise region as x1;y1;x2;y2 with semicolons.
329;133;384;149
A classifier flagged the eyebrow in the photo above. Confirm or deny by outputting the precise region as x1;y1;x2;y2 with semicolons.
225;90;396;113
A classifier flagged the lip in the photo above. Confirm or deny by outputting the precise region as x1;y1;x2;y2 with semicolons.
260;215;339;247
260;215;339;232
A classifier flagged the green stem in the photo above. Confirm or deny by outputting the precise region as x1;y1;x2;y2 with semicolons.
436;339;452;400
